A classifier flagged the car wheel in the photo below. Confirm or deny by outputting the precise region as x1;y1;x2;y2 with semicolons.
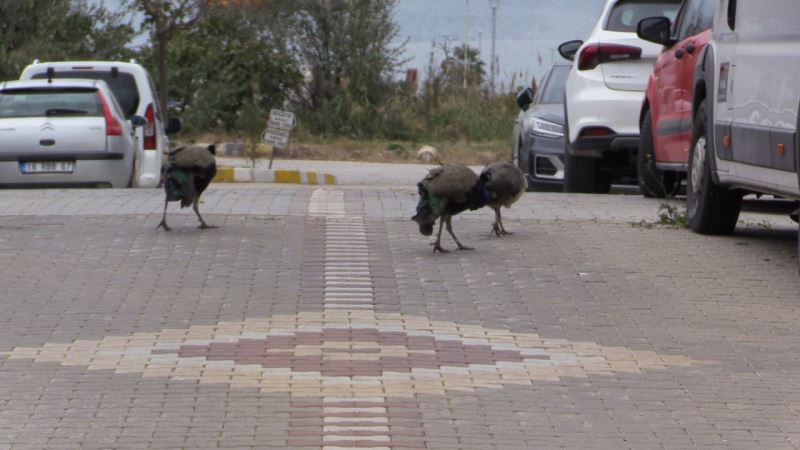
638;110;679;198
687;103;742;234
564;152;609;193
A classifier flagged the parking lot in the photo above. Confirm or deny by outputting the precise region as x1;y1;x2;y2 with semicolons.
1;185;799;449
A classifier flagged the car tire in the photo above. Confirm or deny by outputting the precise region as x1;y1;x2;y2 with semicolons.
564;152;610;193
687;103;742;234
638;110;679;198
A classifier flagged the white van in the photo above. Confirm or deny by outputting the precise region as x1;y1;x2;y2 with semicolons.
689;0;800;264
20;61;181;188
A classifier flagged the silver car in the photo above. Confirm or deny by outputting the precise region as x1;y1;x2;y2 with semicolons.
0;78;139;188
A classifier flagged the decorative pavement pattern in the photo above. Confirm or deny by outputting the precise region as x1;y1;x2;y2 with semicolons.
1;188;714;450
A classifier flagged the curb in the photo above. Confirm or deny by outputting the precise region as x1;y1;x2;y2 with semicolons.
213;167;336;185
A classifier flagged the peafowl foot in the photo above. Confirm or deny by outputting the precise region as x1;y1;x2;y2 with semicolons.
430;242;449;253
491;224;503;238
156;220;172;232
457;244;474;251
198;223;218;230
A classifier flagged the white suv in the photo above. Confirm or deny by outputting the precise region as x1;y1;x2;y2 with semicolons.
689;0;800;244
19;61;181;188
559;0;680;193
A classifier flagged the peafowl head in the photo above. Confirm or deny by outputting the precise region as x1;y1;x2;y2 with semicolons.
412;209;436;236
411;182;437;236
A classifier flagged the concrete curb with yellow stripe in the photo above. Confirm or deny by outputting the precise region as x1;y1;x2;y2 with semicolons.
213;167;336;185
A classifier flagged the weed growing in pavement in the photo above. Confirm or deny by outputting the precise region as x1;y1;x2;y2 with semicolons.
657;203;689;228
630;202;689;229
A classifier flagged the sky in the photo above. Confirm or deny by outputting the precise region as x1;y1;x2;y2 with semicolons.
393;0;606;86
93;0;608;86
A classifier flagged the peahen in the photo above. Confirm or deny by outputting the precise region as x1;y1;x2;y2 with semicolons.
412;162;528;252
156;144;217;231
412;165;489;253
480;162;528;237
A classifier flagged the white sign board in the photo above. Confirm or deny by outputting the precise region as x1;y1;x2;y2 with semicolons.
269;109;295;130
263;128;290;149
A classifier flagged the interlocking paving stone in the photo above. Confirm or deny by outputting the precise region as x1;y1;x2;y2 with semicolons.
0;186;799;449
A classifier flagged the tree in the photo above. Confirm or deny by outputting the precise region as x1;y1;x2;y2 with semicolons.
162;0;302;132
129;0;204;120
0;0;134;81
292;0;406;136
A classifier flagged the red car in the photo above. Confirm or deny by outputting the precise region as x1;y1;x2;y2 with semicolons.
636;0;715;198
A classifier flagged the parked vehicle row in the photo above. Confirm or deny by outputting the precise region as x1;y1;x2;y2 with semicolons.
0;60;179;188
516;0;800;267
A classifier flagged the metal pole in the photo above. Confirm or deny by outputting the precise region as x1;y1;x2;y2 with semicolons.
464;0;469;90
490;0;499;93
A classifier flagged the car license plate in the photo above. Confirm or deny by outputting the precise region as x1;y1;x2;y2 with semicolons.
20;161;74;174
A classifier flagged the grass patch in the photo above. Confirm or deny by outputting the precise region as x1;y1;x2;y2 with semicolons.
184;133;510;166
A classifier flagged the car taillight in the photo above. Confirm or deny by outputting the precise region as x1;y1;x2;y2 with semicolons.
580;127;614;138
96;90;123;136
144;103;157;150
578;44;642;71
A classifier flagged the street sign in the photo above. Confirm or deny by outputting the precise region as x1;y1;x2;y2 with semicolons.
263;128;290;149
269;109;295;130
267;119;293;131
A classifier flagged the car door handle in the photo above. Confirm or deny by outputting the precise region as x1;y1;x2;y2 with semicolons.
675;49;685;59
686;44;696;54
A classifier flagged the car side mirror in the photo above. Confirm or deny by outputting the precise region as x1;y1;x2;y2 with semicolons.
516;87;534;111
130;115;147;127
558;40;583;62
637;17;674;46
165;117;182;135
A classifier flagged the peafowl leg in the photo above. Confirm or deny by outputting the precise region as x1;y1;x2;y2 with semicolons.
446;216;473;250
491;207;503;237
498;209;513;235
431;216;448;253
194;195;217;229
156;199;172;231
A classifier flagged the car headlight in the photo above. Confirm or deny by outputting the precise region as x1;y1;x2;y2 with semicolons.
525;117;564;138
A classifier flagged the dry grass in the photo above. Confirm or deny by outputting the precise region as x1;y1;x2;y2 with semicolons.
186;133;512;165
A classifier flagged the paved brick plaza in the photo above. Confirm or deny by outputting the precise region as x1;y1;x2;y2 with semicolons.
0;185;799;449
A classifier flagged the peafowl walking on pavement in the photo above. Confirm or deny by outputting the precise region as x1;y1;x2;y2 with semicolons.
412;162;528;252
412;165;489;253
156;144;217;231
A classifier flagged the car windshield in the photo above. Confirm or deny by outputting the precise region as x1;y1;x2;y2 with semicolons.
0;89;102;118
606;0;681;32
538;66;571;105
32;70;139;119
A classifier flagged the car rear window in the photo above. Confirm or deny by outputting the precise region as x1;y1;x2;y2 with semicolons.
605;0;681;32
538;66;571;105
0;89;102;118
32;70;140;119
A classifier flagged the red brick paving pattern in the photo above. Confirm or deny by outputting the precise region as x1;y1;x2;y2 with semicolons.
152;329;536;376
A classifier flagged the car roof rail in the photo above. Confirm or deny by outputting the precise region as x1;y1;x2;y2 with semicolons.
129;58;137;64
32;59;40;64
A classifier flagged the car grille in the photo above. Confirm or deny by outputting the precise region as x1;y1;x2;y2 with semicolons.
535;156;558;176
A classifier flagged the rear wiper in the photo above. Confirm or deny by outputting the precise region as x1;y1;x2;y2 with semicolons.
45;108;88;116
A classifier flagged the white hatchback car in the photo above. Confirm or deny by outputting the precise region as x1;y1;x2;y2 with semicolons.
559;0;681;193
19;61;181;188
0;78;140;188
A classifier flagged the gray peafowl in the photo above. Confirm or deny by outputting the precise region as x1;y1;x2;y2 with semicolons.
480;162;528;237
412;162;527;252
412;164;488;253
156;144;217;231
